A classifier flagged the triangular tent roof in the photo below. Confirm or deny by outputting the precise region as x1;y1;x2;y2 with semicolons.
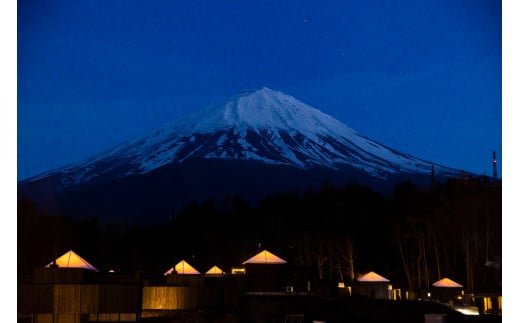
164;260;201;275
205;265;225;275
357;271;390;282
433;277;463;288
242;249;287;264
45;250;99;272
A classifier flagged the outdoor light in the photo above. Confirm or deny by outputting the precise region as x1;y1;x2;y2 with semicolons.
454;306;479;316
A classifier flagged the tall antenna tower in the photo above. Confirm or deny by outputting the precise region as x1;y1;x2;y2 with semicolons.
493;151;497;179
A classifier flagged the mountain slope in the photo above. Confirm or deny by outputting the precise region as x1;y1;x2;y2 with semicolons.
24;87;461;185
18;87;469;223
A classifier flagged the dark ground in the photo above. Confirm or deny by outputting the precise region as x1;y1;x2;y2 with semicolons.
139;294;502;323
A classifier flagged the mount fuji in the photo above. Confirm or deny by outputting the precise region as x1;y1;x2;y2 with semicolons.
18;87;469;223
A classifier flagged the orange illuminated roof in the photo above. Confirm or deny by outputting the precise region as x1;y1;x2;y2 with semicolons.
205;265;225;275
164;260;201;275
242;249;287;264
45;250;98;272
433;277;463;288
357;271;390;282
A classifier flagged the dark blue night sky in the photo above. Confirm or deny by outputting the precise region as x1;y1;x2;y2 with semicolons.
17;0;502;180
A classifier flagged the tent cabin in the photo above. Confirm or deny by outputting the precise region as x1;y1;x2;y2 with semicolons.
431;277;464;305
203;265;244;307
19;280;142;323
45;249;98;271
33;250;99;284
20;250;141;323
164;260;201;275
205;265;225;276
242;249;289;293
353;271;391;299
242;249;288;264
164;260;203;287
143;261;226;315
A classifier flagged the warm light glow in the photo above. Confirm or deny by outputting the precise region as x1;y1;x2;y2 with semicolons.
142;287;198;310
357;271;390;282
453;306;480;315
242;249;287;264
45;250;99;272
432;277;463;288
484;297;493;313
231;267;246;275
427;292;431;297
164;260;200;275
338;282;345;288
205;265;225;275
393;289;401;300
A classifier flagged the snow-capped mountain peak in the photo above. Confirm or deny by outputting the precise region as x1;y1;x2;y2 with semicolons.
29;87;463;186
170;87;353;138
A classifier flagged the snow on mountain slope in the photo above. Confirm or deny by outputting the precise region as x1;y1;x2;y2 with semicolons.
27;87;462;186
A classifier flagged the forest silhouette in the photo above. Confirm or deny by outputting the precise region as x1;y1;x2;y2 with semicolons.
18;175;501;296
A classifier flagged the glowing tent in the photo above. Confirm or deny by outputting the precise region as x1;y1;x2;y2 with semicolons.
164;260;201;275
205;265;225;275
242;249;287;264
432;277;464;304
357;271;390;282
433;277;463;288
354;271;391;299
45;250;99;272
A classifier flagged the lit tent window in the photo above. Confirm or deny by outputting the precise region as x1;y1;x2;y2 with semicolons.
45;250;99;272
357;271;390;282
164;260;201;275
242;249;287;264
433;277;463;288
205;265;225;275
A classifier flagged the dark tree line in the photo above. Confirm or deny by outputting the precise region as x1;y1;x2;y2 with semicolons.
18;176;501;295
